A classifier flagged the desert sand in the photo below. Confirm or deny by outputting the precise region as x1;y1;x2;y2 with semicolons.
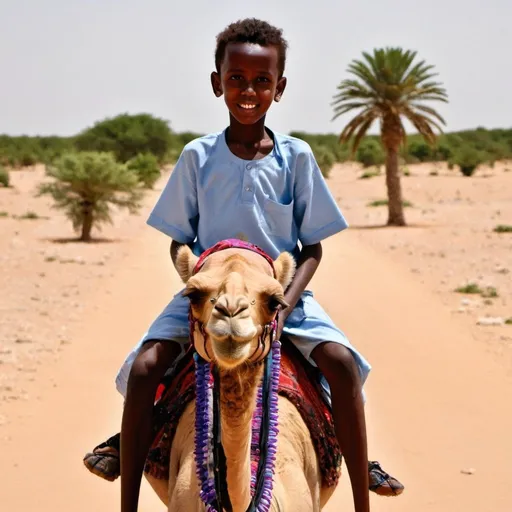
1;162;511;511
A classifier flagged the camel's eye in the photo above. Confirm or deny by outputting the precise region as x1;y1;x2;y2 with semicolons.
267;294;288;312
182;286;209;305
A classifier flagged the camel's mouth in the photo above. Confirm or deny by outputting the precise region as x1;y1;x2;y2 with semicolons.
211;337;256;369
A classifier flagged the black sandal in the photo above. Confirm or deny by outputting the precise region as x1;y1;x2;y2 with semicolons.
83;433;121;482
368;460;404;496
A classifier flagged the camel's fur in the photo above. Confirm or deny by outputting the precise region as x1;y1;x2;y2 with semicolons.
146;245;336;511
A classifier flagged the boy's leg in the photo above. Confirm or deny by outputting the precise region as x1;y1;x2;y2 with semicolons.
311;342;404;498
311;342;370;512
121;339;181;512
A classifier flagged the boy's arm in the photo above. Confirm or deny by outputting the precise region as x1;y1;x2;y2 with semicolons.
276;242;322;337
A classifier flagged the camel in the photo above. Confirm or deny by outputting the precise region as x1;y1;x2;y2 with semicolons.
145;241;339;511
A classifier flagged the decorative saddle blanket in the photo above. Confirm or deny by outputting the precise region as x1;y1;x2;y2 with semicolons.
144;341;342;488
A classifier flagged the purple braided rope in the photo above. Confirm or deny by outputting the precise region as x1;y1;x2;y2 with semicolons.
193;354;217;510
193;339;282;512
258;340;281;512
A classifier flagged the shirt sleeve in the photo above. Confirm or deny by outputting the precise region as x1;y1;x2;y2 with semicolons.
146;146;199;243
293;147;348;246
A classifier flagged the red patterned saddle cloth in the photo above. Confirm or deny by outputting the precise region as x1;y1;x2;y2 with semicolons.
144;341;342;488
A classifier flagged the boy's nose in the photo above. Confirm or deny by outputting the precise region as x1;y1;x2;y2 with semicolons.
242;83;256;95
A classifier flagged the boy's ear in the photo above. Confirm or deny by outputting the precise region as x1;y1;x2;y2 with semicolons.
211;71;223;97
274;76;287;103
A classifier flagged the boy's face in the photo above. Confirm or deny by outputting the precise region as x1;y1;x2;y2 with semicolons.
211;43;287;125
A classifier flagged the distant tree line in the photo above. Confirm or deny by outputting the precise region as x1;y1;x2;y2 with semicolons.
2;123;511;179
291;128;512;175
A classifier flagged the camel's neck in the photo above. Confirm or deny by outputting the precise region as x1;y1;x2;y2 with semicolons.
219;363;263;512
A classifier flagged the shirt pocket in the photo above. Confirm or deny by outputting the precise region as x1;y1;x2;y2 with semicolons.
263;195;295;238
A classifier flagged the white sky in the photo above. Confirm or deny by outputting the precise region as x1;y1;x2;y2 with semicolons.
0;0;510;136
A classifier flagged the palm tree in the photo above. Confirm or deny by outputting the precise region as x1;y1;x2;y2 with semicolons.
332;48;448;226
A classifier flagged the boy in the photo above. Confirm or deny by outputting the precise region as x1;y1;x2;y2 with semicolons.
85;18;403;512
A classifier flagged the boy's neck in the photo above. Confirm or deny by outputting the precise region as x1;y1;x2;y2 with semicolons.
227;115;270;147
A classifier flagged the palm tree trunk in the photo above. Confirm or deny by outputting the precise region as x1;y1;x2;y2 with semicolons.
384;146;406;226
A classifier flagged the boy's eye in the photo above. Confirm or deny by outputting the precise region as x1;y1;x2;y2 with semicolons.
257;76;270;83
229;75;243;81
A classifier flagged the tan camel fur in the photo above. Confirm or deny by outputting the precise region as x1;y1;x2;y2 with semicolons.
146;246;337;511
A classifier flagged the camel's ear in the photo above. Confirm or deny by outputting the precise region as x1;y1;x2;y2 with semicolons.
273;252;296;290
175;245;199;283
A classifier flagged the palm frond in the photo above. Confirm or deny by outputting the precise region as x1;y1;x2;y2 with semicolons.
332;47;448;148
350;114;379;153
331;102;372;120
409;103;446;125
339;108;378;143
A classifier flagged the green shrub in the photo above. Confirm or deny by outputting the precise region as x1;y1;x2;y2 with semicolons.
16;211;41;220
359;167;381;179
454;283;482;294
408;140;432;162
75;113;175;163
434;143;453;161
37;152;142;241
0;135;75;167
356;139;385;168
450;147;486;177
481;286;499;299
367;199;413;208
0;165;9;187
127;153;161;189
494;225;512;233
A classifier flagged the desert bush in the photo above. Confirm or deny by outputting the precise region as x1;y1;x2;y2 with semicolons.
0;135;75;167
433;143;453;161
450;147;486;176
0;165;9;187
75;113;175;163
367;199;413;208
454;283;482;294
37;152;142;241
408;140;432;162
127;153;161;189
355;139;385;168
359;167;381;179
494;224;512;233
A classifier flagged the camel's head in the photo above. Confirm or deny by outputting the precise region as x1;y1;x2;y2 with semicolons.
176;245;296;370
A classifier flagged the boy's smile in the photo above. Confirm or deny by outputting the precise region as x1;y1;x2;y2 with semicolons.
211;42;286;126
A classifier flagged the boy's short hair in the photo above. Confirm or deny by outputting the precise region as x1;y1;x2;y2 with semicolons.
215;18;288;76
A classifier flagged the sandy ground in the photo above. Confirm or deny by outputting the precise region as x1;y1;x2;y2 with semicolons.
0;162;511;511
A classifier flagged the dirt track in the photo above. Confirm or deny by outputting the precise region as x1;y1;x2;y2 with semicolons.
1;165;511;510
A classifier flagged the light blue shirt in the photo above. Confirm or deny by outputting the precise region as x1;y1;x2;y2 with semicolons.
115;128;371;399
147;128;348;258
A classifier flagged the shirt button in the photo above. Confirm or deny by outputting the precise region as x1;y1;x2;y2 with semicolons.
246;164;252;170
245;186;251;191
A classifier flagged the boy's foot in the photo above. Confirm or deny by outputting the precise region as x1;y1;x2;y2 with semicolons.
84;435;404;497
83;433;121;482
368;460;404;496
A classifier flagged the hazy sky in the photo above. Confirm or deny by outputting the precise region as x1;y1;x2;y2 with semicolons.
1;0;510;136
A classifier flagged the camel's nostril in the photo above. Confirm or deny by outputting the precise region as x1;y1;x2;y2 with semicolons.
214;299;249;318
214;303;230;317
